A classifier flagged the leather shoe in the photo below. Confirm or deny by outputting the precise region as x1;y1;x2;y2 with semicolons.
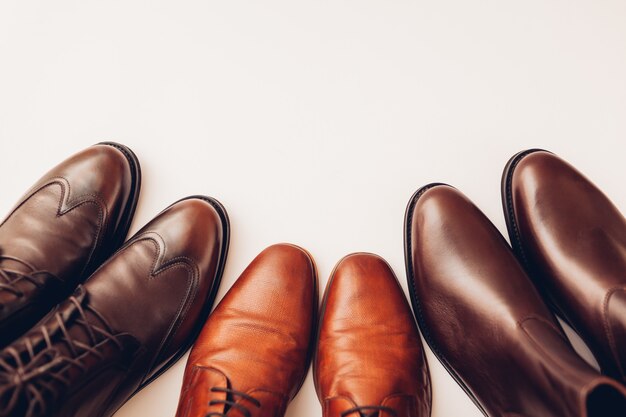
174;243;317;417
0;142;141;346
314;253;431;417
0;195;229;417
503;149;626;383
405;183;626;417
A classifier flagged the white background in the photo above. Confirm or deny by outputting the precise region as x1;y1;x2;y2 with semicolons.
1;1;625;416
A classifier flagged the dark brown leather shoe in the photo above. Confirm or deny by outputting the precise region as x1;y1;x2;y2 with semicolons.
0;196;229;417
405;183;626;417
314;253;431;417
0;142;141;346
503;149;626;383
174;243;317;417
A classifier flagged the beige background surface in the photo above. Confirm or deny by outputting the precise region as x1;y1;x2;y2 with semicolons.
1;1;625;416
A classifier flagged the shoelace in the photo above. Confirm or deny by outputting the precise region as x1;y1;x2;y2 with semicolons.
0;255;59;299
205;387;261;417
0;290;123;417
341;405;398;417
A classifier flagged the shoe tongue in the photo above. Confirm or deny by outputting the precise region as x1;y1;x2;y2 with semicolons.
379;395;419;417
327;397;411;417
196;366;228;415
327;397;359;417
199;368;266;417
0;288;140;417
229;391;281;417
6;286;114;375
50;287;110;356
8;287;87;351
0;256;36;277
0;255;54;303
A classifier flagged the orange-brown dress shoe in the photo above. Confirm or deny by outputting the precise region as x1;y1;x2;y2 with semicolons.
314;253;431;417
174;243;318;417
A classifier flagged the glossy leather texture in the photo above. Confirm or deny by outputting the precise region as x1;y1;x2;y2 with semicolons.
405;183;626;417
503;149;626;383
0;196;229;417
0;142;140;346
315;253;431;417
174;243;318;417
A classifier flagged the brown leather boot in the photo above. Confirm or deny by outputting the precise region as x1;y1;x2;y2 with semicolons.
174;243;318;417
405;183;626;417
0;142;140;346
0;196;229;417
315;253;431;417
503;149;626;384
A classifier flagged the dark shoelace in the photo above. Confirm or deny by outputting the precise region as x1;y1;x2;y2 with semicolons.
341;405;398;417
0;290;123;417
0;255;59;299
205;387;261;417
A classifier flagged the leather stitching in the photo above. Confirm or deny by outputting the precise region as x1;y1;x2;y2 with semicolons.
0;177;107;279
129;235;200;385
518;315;582;380
517;314;570;344
602;286;626;379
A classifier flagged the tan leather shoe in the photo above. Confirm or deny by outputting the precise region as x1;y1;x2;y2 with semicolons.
0;142;140;346
406;183;626;417
174;243;318;417
0;196;229;417
315;253;431;417
503;149;626;383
